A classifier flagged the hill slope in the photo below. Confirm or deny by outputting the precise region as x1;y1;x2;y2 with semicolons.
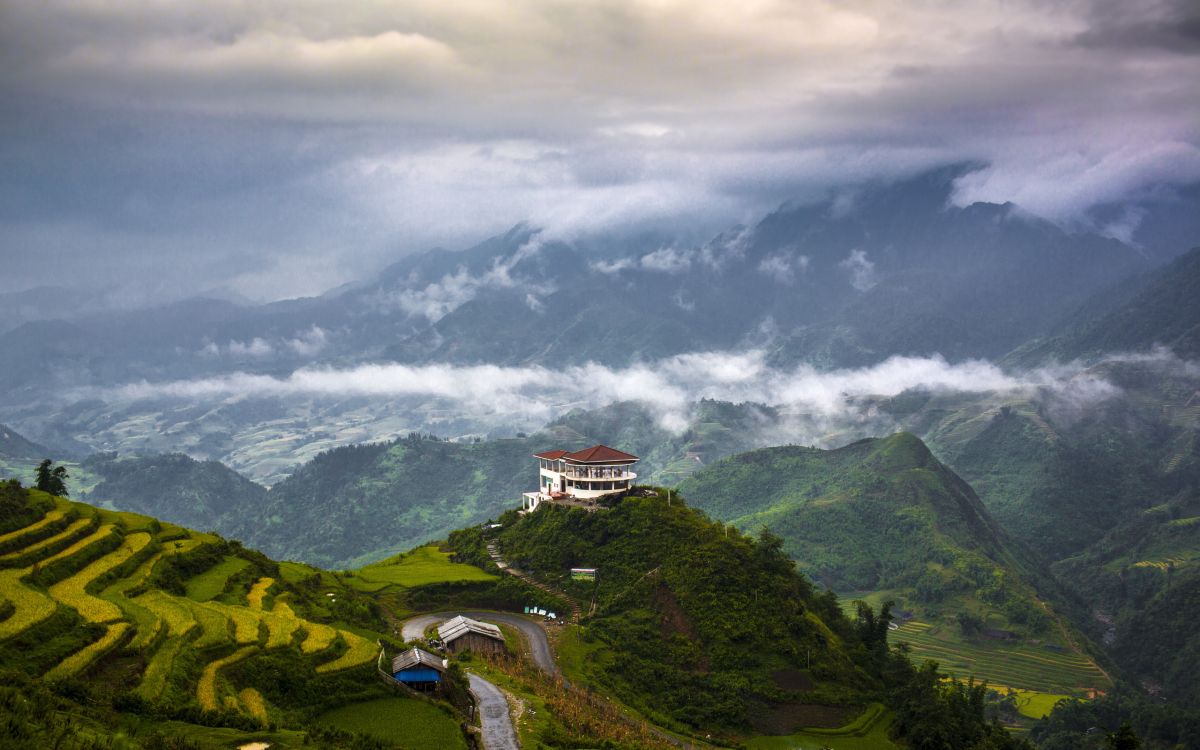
1014;245;1200;364
675;433;1110;702
81;452;268;531
0;481;426;749
461;492;873;735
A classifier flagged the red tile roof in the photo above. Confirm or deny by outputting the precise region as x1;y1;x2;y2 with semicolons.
533;449;569;460
563;444;639;464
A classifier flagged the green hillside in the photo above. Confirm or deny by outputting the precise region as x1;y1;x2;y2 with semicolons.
0;422;50;460
676;434;1108;702
1014;245;1200;363
0;479;454;750
82;452;268;531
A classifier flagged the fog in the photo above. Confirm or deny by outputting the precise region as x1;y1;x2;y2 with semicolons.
1;0;1198;304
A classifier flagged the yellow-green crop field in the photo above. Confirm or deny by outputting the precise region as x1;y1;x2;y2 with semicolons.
890;620;1109;696
0;494;384;724
346;545;497;591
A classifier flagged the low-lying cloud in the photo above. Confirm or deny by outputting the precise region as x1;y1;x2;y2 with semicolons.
98;348;1148;434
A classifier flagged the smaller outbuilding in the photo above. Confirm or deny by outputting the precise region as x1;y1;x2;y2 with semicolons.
437;615;506;656
391;647;447;692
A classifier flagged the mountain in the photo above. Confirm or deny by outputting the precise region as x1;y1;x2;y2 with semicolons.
81;452;268;531
0;422;50;460
1013;246;1200;364
678;434;1053;628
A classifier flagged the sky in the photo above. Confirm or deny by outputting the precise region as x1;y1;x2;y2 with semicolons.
1;0;1198;305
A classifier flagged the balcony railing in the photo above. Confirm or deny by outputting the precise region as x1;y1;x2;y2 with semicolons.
556;467;637;480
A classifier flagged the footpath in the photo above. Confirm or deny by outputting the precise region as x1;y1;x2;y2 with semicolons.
485;539;583;622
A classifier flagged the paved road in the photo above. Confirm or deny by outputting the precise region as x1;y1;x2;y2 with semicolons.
400;611;557;674
468;672;520;750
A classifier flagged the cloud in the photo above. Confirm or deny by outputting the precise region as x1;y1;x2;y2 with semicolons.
640;247;693;273
840;249;877;291
758;253;808;284
227;338;274;358
384;236;545;321
95;347;1149;436
286;326;329;357
0;0;1198;301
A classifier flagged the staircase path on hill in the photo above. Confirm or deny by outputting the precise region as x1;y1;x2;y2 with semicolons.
485;539;583;623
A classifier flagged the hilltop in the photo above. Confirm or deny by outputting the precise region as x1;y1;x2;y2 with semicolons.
677;433;1110;704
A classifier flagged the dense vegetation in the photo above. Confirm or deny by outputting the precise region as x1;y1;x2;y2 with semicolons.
679;434;1054;635
0;481;447;749
82;453;267;531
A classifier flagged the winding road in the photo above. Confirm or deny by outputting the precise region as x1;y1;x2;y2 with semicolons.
468;672;520;750
400;610;556;674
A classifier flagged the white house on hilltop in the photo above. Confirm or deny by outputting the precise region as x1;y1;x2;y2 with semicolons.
521;444;639;512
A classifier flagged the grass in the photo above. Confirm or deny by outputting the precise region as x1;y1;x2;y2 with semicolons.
247;577;274;609
44;622;131;679
300;622;338;654
0;509;66;551
891;620;1107;695
317;696;468;750
184;556;251;602
346;545;497;591
137;635;187;700
239;687;269;723
0;567;56;639
0;516;94;565
315;630;377;673
198;600;263;645
197;646;258;711
48;532;152;623
1009;689;1071;720
744;712;899;750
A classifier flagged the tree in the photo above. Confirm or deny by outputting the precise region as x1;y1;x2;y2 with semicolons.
1106;723;1141;750
34;459;69;497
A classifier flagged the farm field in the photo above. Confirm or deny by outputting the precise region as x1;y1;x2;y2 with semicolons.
184;556;251;601
0;489;385;726
745;711;899;750
889;620;1109;696
345;544;497;591
317;696;469;749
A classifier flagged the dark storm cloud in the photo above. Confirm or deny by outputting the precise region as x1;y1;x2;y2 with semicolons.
0;0;1197;302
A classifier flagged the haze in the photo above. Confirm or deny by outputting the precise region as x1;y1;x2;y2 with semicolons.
2;0;1198;306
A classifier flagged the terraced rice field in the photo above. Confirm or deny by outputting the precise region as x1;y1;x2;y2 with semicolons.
347;545;497;591
1;495;387;720
198;646;258;711
891;621;1108;695
49;532;152;623
184;556;251;601
0;509;66;550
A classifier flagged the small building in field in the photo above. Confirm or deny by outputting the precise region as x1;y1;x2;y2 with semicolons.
391;647;446;691
438;615;506;656
522;444;639;512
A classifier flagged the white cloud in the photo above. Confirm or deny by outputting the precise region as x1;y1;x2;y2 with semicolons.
758;253;808;284
286;326;329;357
227;338;274;357
1;0;1197;301
640;246;693;274
840;249;877;291
97;347;1147;435
387;236;546;321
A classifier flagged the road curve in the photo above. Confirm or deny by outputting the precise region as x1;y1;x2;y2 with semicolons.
400;610;557;674
468;672;520;750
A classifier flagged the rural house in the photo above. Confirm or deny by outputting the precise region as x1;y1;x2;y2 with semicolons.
522;444;639;512
438;615;506;656
391;647;446;691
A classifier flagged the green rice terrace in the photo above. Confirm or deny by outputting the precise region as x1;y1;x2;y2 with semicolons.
887;619;1108;696
0;483;471;749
